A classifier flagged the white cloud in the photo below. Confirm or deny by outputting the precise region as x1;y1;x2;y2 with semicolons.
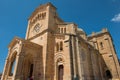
111;13;120;22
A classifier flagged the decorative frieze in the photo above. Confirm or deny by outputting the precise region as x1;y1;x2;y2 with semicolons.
30;12;46;26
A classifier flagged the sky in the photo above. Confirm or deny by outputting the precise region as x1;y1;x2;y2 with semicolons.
0;0;120;73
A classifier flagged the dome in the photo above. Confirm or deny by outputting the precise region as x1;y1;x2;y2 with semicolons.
77;28;85;33
77;28;87;40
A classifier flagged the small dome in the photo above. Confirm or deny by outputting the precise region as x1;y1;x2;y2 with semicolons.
77;28;85;33
77;28;87;40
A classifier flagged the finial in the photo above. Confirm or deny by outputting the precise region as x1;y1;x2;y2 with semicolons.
102;28;108;32
92;32;95;36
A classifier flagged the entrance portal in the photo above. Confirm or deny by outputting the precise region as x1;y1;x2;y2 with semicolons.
106;70;112;79
58;65;64;80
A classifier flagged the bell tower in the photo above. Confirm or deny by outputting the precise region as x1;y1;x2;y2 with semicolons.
88;28;120;79
25;2;57;80
25;2;57;40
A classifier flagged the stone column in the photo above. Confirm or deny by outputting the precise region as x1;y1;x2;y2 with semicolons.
71;36;77;79
76;37;82;80
94;42;99;50
1;59;9;80
87;48;94;80
90;50;95;80
12;55;24;80
4;59;13;80
54;62;57;80
1;48;12;80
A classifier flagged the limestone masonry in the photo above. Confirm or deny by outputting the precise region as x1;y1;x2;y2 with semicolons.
1;2;120;80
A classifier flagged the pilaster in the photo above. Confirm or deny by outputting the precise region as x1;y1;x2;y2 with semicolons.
76;37;82;80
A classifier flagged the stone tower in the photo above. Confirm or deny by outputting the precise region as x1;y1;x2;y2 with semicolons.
88;28;120;79
26;3;57;80
2;3;58;80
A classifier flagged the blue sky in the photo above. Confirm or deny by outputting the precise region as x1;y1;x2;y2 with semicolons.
0;0;120;73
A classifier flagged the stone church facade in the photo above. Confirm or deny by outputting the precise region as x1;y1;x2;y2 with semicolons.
1;2;120;80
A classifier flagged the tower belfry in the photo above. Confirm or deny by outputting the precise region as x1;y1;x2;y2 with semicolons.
1;2;120;80
88;28;120;79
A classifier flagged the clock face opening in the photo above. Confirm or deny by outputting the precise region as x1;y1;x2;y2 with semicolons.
33;24;42;33
34;25;40;32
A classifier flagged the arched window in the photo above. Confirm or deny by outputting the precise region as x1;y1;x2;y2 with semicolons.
100;42;104;49
9;60;16;76
60;42;63;51
38;14;40;19
29;64;34;79
56;43;59;52
40;14;42;19
64;28;66;33
106;70;112;79
58;28;60;33
61;28;63;33
58;65;64;80
9;52;17;76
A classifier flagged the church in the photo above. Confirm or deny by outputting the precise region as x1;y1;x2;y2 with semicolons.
1;2;120;80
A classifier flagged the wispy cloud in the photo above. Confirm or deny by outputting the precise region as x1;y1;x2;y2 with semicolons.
111;13;120;22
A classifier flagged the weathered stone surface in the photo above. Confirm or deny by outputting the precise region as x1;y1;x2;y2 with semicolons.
1;2;120;80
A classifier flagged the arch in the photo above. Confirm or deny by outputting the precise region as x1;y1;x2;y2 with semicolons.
40;14;42;19
100;42;104;49
8;47;19;60
42;12;46;18
58;28;60;33
29;64;34;79
36;14;39;20
38;14;40;19
61;28;63;33
57;58;63;62
55;54;65;64
57;58;64;66
8;51;17;76
22;53;34;80
60;41;63;51
64;28;66;33
42;13;44;18
55;57;64;80
106;70;112;79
